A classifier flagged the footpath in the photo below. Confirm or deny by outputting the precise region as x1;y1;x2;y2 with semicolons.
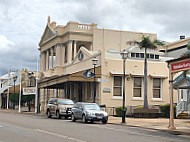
1;109;190;136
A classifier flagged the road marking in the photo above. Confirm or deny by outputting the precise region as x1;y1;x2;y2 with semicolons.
34;129;87;142
87;124;185;141
0;125;2;128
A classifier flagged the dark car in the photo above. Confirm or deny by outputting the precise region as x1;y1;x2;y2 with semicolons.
46;98;74;119
71;102;108;124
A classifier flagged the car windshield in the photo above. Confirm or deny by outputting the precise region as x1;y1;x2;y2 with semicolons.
83;104;100;110
58;100;74;105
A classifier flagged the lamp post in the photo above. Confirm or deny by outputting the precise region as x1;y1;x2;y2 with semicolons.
13;75;17;109
92;57;98;103
120;50;128;123
28;72;34;112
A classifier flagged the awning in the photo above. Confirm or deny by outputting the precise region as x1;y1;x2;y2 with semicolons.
149;74;168;79
110;72;129;76
130;73;144;77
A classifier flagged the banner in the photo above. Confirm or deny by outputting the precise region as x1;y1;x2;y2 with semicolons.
23;87;36;95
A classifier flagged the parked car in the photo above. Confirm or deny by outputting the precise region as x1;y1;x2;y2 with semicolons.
46;98;74;119
71;102;108;124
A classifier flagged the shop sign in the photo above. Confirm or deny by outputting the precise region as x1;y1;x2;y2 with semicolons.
103;88;111;93
83;70;94;78
23;87;36;95
171;60;190;72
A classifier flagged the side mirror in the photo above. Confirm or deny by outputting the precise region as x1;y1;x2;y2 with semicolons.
79;106;83;110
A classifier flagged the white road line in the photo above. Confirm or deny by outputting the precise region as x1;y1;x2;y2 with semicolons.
0;125;2;128
34;129;87;142
87;124;185;141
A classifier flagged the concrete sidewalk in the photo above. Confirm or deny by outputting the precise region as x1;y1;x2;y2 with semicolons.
108;116;190;136
1;109;190;136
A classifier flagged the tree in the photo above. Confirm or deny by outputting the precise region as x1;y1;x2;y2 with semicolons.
128;35;164;109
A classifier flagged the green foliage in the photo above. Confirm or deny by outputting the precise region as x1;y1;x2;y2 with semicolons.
159;104;176;118
135;106;143;109
21;95;34;103
9;93;19;103
115;107;127;117
128;35;165;50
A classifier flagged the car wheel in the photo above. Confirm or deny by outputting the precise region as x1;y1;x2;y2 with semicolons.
56;111;61;119
82;114;87;123
71;113;76;122
102;120;107;124
47;110;52;118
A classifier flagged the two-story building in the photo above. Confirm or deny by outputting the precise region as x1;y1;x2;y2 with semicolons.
38;17;173;114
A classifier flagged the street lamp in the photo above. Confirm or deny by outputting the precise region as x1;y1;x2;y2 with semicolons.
13;75;17;109
28;72;34;86
92;57;98;103
28;72;34;112
120;50;128;123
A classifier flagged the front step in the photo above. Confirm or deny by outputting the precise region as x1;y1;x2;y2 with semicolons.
177;111;189;119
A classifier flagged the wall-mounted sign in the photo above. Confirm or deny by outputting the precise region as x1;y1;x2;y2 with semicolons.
98;78;108;82
78;51;84;61
23;87;36;95
171;60;190;73
83;70;94;78
103;88;111;93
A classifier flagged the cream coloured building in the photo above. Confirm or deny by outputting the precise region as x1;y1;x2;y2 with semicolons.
38;17;172;114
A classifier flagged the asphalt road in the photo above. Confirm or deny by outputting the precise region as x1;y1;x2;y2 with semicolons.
0;112;190;142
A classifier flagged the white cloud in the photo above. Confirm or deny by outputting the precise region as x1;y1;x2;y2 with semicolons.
0;0;190;74
0;35;15;50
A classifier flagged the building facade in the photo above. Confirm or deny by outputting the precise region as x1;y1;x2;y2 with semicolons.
38;17;173;114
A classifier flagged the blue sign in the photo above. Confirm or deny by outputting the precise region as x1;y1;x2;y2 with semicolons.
83;70;94;78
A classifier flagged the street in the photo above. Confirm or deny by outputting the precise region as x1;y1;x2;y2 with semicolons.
0;112;189;142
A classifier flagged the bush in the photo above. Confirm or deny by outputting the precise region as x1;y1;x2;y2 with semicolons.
159;104;176;118
135;106;143;109
115;107;127;117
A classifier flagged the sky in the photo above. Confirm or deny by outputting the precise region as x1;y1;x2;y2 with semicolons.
0;0;190;75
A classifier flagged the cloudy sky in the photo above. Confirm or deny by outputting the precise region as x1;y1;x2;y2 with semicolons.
0;0;190;75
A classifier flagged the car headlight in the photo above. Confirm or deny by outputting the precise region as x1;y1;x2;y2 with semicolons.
87;112;95;116
103;112;108;116
61;107;66;110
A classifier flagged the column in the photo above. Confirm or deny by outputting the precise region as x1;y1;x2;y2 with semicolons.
46;50;49;70
55;44;61;66
40;52;46;71
62;45;65;65
51;48;54;68
74;41;77;59
67;40;72;64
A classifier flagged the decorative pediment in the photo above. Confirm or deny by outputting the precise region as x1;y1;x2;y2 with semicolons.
72;47;95;64
39;25;56;46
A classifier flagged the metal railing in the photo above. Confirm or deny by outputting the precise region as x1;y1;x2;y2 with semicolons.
176;101;188;117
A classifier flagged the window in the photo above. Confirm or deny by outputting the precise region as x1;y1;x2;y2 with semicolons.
113;76;122;97
150;54;154;59
155;55;159;59
153;78;161;99
133;77;142;98
147;54;150;58
136;53;140;58
140;53;144;58
131;53;135;57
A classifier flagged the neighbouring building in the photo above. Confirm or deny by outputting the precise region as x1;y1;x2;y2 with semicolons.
0;69;37;111
38;17;174;115
159;37;190;118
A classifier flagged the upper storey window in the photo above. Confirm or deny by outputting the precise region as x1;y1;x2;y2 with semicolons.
130;52;159;60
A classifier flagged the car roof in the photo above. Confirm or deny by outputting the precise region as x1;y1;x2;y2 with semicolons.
76;102;97;105
49;98;72;101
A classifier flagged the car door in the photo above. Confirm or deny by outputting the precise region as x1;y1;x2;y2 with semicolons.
73;103;79;118
52;99;58;114
48;99;53;114
78;104;83;119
